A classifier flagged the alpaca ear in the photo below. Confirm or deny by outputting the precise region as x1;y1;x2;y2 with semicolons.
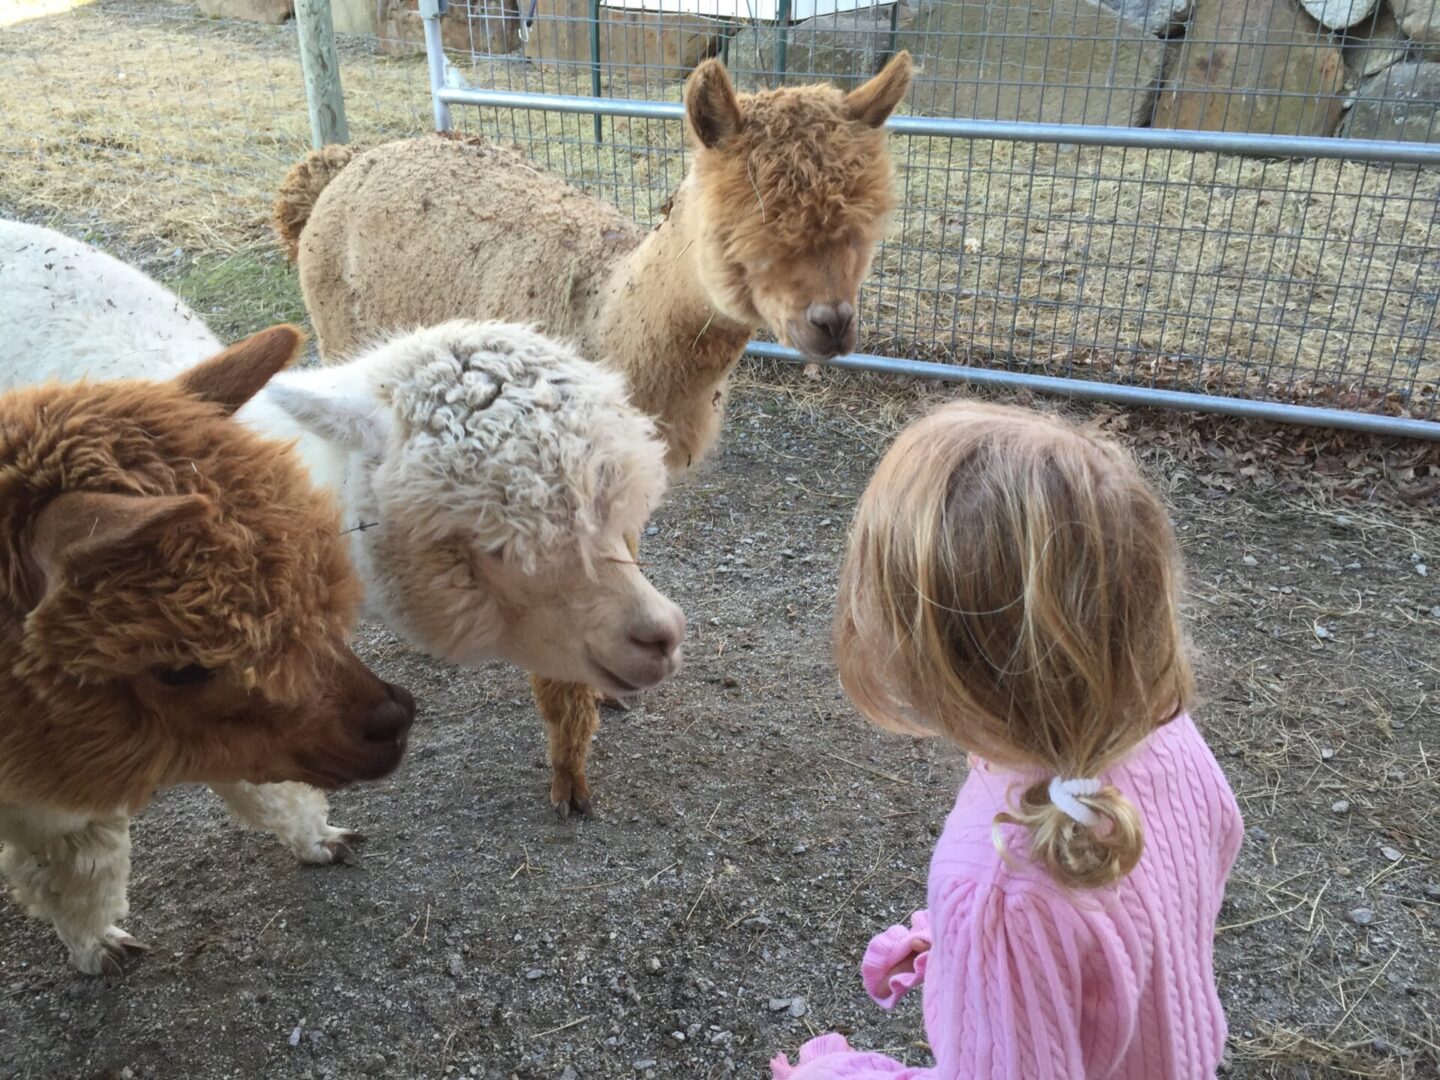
844;51;913;128
176;324;307;416
265;368;393;456
28;491;214;598
685;58;743;149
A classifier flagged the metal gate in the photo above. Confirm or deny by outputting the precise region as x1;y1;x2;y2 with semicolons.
415;0;1440;439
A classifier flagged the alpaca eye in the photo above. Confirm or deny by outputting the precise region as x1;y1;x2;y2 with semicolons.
154;664;215;687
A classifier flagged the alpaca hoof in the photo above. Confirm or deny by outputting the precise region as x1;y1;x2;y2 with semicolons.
550;776;594;820
321;836;361;866
293;826;365;866
75;927;149;977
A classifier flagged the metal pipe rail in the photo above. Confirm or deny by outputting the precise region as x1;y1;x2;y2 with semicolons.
746;343;1440;441
433;86;1440;166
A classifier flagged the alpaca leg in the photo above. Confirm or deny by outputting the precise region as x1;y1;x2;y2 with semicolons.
532;674;600;819
0;807;145;975
210;781;362;865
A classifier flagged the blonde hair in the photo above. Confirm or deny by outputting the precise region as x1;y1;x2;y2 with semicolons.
836;401;1193;889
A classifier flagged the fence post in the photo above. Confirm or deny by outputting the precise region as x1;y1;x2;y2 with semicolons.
420;0;453;132
295;0;350;147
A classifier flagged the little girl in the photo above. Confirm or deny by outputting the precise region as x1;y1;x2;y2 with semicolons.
773;402;1243;1079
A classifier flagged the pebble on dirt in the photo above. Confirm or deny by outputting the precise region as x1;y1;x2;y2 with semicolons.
1331;799;1350;814
1349;907;1375;926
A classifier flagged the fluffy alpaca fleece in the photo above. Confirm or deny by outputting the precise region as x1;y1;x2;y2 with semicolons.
0;331;415;973
2;218;683;824
273;54;912;813
274;52;912;472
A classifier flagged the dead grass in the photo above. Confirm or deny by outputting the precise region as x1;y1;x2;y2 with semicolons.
2;0;1437;405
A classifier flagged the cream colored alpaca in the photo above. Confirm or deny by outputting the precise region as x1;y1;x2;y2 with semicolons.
275;54;913;814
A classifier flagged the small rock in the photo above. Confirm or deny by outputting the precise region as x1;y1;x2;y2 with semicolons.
1381;846;1404;862
1242;554;1258;566
526;969;545;980
790;843;808;855
671;1030;686;1042
121;1071;135;1080
1429;606;1440;619
787;997;808;1018
1372;1038;1392;1056
362;1054;388;1075
1424;882;1440;899
768;997;792;1012
1417;563;1429;576
447;954;465;979
1248;827;1270;843
1320;747;1336;760
632;1062;657;1072
1331;800;1350;814
1313;624;1331;640
645;957;662;973
288;1025;303;1048
1348;907;1374;926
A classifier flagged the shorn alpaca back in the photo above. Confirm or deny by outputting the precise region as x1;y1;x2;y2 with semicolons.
280;135;643;364
0;220;219;388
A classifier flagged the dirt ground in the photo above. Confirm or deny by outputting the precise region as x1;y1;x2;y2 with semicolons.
0;220;1437;1079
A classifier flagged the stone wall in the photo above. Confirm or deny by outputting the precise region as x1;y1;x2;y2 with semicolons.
195;0;1440;142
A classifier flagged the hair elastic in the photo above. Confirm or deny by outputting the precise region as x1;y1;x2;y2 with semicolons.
1047;777;1103;827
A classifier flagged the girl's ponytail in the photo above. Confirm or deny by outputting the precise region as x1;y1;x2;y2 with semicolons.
995;778;1145;889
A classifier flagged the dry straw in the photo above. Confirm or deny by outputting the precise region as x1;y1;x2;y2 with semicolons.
2;0;1436;393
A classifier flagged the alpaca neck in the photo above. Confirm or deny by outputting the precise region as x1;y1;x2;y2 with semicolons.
238;390;355;521
589;182;752;469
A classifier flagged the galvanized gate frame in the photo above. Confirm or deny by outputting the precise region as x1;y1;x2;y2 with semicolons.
417;3;1440;441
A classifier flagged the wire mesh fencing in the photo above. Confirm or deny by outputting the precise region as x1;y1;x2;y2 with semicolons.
429;0;1440;433
1;0;1435;432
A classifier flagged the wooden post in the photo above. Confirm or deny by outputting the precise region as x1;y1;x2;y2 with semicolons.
295;0;350;148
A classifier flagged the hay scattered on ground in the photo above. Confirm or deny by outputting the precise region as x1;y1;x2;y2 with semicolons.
2;0;1437;401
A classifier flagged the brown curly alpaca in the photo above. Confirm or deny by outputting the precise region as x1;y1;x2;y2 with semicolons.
0;325;415;973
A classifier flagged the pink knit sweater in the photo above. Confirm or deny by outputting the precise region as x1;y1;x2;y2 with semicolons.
771;714;1243;1080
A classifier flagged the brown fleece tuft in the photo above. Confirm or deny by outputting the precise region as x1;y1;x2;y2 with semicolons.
272;143;358;261
691;84;898;265
0;375;361;811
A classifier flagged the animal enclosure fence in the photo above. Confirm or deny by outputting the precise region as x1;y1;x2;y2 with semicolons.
1;0;1437;437
425;0;1440;438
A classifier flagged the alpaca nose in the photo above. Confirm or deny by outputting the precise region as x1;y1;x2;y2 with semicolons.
630;607;686;660
807;301;855;349
364;681;416;743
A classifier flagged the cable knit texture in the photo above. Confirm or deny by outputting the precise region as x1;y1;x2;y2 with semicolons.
771;714;1244;1080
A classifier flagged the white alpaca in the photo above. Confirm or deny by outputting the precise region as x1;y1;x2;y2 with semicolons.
0;219;686;855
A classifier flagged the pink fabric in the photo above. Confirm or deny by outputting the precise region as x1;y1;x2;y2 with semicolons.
861;910;931;1009
771;714;1244;1080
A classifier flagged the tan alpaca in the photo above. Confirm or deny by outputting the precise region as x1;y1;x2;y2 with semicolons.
274;54;913;815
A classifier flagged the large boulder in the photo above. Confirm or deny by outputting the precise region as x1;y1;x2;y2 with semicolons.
377;0;521;57
523;4;727;80
1392;0;1440;45
1096;0;1192;36
1297;0;1378;29
195;0;292;22
1340;61;1440;140
331;0;376;34
900;0;1166;124
1152;0;1346;136
728;5;914;91
1340;5;1431;80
